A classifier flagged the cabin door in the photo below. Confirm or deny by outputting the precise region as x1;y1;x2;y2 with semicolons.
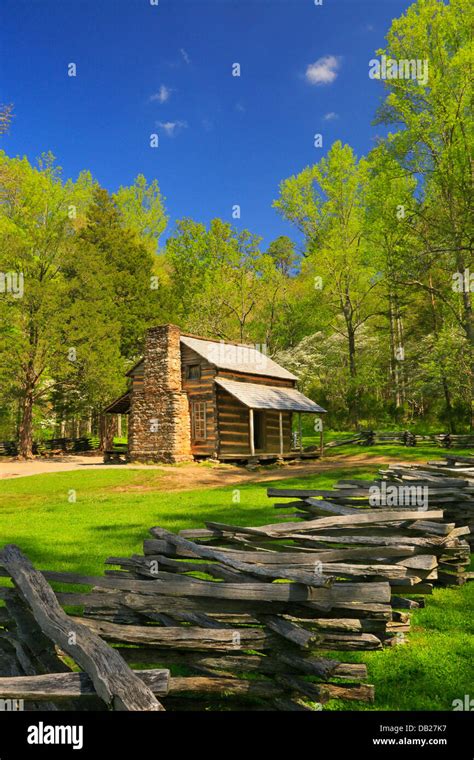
253;411;265;451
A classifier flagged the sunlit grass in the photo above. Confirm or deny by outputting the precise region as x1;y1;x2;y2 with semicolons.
0;464;472;711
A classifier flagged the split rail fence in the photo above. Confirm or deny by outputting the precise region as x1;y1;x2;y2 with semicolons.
0;437;101;457
0;458;471;711
325;431;474;449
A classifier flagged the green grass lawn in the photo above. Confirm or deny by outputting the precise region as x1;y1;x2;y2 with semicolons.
305;432;474;462
0;462;472;711
327;444;474;461
0;465;383;574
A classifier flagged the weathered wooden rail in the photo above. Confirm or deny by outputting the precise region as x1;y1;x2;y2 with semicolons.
266;467;472;580
325;431;474;449
0;545;164;710
0;459;471;710
0;437;101;456
0;544;376;711
379;461;474;552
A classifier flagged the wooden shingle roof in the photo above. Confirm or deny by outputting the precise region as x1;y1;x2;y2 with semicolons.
180;336;297;381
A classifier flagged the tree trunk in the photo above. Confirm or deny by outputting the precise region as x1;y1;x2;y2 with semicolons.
441;377;455;434
456;253;474;346
346;324;359;429
99;414;116;452
394;294;406;405
18;385;34;459
455;255;474;430
428;274;456;433
388;292;401;407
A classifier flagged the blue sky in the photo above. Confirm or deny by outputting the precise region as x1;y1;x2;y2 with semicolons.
1;0;412;250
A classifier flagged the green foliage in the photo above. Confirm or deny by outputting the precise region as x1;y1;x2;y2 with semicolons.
0;158;167;451
114;174;168;254
0;0;472;442
269;0;473;431
266;235;298;275
165;217;290;345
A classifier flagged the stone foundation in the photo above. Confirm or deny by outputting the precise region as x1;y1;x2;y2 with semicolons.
128;324;192;463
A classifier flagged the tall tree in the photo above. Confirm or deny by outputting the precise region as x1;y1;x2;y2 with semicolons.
114;174;168;254
274;142;380;426
74;186;162;359
166;218;280;343
0;152;90;457
266;236;298;276
364;144;417;413
376;0;473;345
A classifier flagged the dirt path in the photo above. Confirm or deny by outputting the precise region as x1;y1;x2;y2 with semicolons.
0;453;414;491
150;455;403;492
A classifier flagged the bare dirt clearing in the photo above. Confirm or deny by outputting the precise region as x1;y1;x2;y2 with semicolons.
0;453;414;491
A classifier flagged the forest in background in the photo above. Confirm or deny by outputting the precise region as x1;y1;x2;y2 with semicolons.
0;0;472;457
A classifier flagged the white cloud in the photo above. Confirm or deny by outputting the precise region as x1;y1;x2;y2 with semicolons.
180;48;191;64
150;85;172;104
305;55;341;85
323;111;339;121
156;120;188;137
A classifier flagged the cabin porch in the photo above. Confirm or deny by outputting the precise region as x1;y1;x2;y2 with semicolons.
214;377;325;461
102;392;130;463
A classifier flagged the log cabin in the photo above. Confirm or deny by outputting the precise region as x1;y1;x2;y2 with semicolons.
103;324;326;463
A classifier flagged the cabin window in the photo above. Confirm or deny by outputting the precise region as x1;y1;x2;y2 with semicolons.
191;401;207;441
186;364;201;381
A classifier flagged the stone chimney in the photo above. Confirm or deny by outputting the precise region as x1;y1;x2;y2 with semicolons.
128;324;192;463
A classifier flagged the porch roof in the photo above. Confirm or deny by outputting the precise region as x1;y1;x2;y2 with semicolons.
214;378;326;413
103;392;131;414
